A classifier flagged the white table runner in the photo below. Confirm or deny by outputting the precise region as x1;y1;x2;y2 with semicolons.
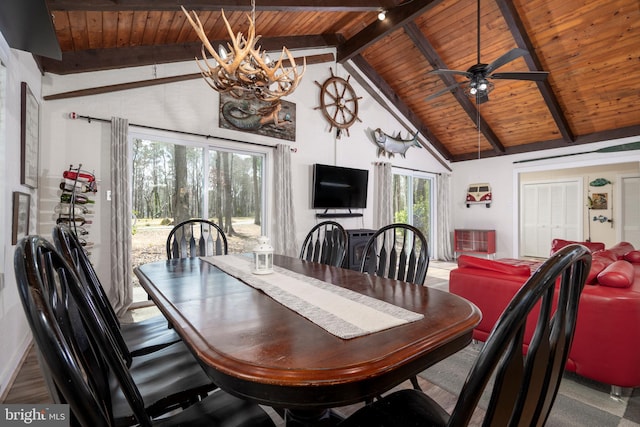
201;255;424;339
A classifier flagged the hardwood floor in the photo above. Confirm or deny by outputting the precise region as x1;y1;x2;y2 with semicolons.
2;344;51;404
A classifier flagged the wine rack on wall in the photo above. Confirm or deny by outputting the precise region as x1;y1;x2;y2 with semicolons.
55;164;97;255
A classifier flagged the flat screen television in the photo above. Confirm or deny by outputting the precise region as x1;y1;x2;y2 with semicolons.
312;163;369;209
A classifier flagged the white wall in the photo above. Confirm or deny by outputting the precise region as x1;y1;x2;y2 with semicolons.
39;48;451;297
0;34;45;398
451;137;640;258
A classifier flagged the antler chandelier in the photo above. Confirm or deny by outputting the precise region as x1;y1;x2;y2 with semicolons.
182;2;306;104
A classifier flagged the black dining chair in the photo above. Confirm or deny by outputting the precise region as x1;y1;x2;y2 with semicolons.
360;223;429;286
360;223;429;391
167;218;228;259
53;224;181;357
14;235;276;427
299;220;349;267
18;235;222;425
339;243;592;427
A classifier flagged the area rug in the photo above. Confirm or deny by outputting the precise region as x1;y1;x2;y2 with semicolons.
417;342;640;427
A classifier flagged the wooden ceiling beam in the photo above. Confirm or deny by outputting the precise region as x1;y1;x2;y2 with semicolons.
39;34;340;75
452;125;640;162
44;52;335;100
337;0;443;63
404;22;505;154
45;0;398;12
497;0;575;143
346;54;453;164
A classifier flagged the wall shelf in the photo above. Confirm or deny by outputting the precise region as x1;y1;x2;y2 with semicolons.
316;213;363;218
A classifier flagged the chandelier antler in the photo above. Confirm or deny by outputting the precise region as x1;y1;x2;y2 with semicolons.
182;6;306;103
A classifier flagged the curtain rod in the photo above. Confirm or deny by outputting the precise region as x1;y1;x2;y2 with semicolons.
72;113;296;152
374;162;442;176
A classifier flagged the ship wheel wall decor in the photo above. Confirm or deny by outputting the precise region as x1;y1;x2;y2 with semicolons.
314;68;362;138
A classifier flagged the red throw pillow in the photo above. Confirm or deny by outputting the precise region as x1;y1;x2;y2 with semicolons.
550;239;605;255
586;251;617;285
597;260;634;288
624;250;640;264
608;242;635;259
457;255;531;277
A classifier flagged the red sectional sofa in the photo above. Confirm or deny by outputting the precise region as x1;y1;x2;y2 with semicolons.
449;239;640;393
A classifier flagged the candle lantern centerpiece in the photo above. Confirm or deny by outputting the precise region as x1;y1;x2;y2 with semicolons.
252;236;274;274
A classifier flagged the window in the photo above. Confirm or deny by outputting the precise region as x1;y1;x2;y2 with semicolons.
392;169;435;253
130;135;266;275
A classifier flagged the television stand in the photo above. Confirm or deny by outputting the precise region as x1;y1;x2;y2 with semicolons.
316;209;363;218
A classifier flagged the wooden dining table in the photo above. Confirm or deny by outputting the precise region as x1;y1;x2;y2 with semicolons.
134;254;481;426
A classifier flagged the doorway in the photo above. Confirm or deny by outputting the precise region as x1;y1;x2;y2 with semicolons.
620;175;640;247
520;179;581;258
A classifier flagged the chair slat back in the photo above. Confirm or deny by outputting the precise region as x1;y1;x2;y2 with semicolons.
52;225;133;366
299;221;349;267
448;244;591;427
361;223;429;285
166;219;228;259
14;236;153;427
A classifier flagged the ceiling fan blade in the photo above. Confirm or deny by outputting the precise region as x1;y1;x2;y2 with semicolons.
485;48;528;74
425;82;463;101
490;71;549;81
429;69;471;78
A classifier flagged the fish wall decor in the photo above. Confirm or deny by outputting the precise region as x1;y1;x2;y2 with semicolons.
367;127;421;158
589;178;611;187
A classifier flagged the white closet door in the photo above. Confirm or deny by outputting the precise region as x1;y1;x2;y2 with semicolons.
521;180;581;258
621;176;640;247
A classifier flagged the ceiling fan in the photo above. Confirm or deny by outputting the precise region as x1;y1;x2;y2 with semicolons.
426;0;549;104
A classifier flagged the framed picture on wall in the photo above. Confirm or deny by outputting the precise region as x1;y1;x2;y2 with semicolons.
591;193;608;210
12;192;30;245
20;81;39;189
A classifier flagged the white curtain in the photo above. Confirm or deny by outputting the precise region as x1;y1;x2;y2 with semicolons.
437;173;454;261
373;162;393;228
272;144;298;256
110;117;133;317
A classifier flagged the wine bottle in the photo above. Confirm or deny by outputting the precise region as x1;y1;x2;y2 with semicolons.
59;178;97;193
74;226;89;236
56;216;93;226
55;203;90;215
60;193;95;204
63;170;95;183
60;180;90;193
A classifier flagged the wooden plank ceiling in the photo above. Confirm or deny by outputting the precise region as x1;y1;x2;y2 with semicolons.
40;0;640;162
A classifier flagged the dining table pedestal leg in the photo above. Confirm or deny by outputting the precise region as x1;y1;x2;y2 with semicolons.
285;408;343;426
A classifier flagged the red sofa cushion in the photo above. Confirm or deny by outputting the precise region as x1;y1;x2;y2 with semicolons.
597;260;635;288
608;242;635;259
586;251;617;285
457;255;531;277
624;250;640;264
550;239;605;255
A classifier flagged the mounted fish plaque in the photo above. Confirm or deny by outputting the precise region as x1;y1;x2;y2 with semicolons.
219;92;296;142
589;178;611;187
368;128;421;158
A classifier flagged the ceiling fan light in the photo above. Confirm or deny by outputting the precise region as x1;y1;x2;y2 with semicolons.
469;87;478;95
478;81;488;91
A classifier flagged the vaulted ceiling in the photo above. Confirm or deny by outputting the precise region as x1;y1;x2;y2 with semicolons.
33;0;640;161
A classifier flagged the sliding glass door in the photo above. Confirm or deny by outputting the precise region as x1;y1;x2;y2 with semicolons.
130;135;266;281
392;169;434;254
